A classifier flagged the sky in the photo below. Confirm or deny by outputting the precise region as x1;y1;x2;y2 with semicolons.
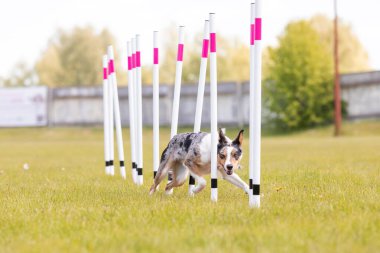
1;0;379;77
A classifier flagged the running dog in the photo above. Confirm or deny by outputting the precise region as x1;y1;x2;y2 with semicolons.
149;129;249;195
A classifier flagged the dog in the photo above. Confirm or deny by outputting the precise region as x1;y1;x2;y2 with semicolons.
149;129;250;196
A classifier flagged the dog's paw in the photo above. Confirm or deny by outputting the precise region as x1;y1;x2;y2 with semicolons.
165;189;174;195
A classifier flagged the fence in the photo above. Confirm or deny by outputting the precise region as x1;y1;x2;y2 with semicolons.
1;72;379;127
49;82;248;127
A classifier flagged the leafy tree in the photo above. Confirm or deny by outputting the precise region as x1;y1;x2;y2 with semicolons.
0;62;38;87
309;15;370;73
265;21;334;130
35;26;126;87
145;26;251;85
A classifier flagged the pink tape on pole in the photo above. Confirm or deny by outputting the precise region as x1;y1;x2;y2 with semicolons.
108;61;111;75
109;60;115;73
127;56;132;70
136;51;141;67
154;48;159;64
210;33;216;53
132;53;136;68
250;24;255;45
202;39;209;58
255;18;262;40
177;44;184;62
103;68;108;79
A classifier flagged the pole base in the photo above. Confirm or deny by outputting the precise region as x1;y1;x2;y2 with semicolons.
137;175;143;185
249;195;260;208
211;188;218;202
120;167;126;179
132;169;138;184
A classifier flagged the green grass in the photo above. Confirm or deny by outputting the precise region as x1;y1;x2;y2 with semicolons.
0;121;379;253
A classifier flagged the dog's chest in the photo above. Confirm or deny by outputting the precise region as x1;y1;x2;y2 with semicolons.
198;134;211;164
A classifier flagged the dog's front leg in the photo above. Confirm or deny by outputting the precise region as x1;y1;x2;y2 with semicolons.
223;173;250;194
191;174;207;195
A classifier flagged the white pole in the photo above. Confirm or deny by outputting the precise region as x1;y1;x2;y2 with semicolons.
170;26;185;138
108;53;115;176
209;13;218;202
249;2;256;206
189;20;209;194
136;35;144;185
108;45;126;179
127;41;138;184
250;0;262;208
131;38;138;184
168;26;185;194
102;55;110;175
153;31;160;179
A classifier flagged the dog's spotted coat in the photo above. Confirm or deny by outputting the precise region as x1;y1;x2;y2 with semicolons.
150;129;249;196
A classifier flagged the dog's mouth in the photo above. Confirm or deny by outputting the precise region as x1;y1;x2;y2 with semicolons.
226;170;233;175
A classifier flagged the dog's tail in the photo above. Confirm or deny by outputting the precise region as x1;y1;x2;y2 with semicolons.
149;145;170;195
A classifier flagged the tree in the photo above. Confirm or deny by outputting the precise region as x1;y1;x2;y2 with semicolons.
35;26;126;87
147;25;251;85
309;15;370;73
0;62;38;87
265;21;334;130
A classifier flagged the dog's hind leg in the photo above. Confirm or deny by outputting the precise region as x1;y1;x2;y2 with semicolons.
189;172;206;195
149;159;172;195
184;160;206;196
164;163;189;193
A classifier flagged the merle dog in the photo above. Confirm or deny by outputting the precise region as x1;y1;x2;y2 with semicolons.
149;129;249;196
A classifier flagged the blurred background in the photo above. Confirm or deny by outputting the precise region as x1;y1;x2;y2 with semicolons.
0;0;379;132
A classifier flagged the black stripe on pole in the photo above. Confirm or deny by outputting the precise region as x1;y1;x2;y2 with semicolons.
153;171;157;178
105;161;110;166
137;168;143;175
249;179;253;189
211;178;217;188
189;176;195;185
253;184;260;195
132;162;137;169
120;161;124;167
109;160;114;166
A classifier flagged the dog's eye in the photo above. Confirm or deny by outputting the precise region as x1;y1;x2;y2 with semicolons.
219;154;225;159
234;154;240;159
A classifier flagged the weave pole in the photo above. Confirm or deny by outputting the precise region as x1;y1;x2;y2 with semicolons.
249;2;256;206
107;51;115;176
153;31;160;179
167;26;185;194
250;0;262;208
170;26;185;138
127;41;138;183
209;13;218;202
102;55;111;175
189;20;209;194
136;35;143;185
107;46;126;179
131;38;139;183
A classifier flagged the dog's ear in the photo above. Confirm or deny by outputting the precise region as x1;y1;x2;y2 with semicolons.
232;129;244;147
218;128;227;144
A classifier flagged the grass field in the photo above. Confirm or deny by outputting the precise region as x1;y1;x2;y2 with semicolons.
0;121;379;252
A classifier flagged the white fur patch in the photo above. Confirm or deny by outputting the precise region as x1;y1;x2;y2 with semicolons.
225;146;233;169
199;134;211;164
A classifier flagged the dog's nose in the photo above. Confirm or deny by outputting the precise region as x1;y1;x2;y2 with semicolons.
226;164;233;170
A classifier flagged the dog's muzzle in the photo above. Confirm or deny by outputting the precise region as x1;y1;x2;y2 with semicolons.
226;164;233;175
